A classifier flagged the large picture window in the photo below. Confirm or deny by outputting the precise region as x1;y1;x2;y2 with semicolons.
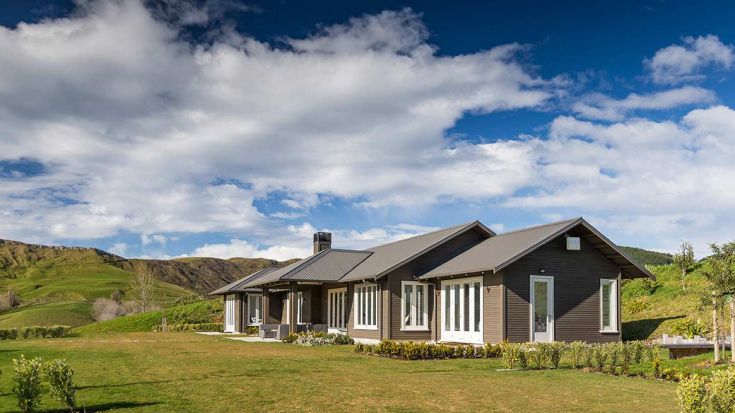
354;283;378;329
401;281;428;330
600;279;618;332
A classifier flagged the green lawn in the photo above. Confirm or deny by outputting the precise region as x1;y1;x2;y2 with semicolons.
0;333;678;412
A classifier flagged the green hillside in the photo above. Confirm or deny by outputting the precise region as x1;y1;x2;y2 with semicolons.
0;239;294;329
619;246;673;266
622;260;713;340
75;299;222;334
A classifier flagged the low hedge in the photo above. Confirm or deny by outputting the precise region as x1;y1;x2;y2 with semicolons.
0;325;71;340
152;323;223;332
354;340;502;360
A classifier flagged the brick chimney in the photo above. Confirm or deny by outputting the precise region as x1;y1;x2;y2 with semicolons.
313;232;332;254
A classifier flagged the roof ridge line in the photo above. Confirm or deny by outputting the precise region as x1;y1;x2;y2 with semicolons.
362;221;478;251
496;217;581;237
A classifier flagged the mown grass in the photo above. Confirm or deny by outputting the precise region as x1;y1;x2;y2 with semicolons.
74;300;222;334
0;332;678;413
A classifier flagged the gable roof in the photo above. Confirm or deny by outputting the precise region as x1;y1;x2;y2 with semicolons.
240;249;372;287
209;267;278;295
340;220;494;282
420;217;654;280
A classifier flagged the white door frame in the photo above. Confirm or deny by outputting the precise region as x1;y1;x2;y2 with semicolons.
440;276;483;344
529;275;554;342
327;287;347;333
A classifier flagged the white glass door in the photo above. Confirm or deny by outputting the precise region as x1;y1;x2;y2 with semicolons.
530;275;554;342
247;293;262;325
327;288;347;333
224;294;236;332
441;277;482;344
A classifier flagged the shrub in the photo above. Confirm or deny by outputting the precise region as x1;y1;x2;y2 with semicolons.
584;345;594;368
0;328;19;340
568;341;586;368
708;367;735;413
593;344;608;369
549;342;565;369
608;342;622;366
626;298;648;315
671;318;711;339
91;298;127;321
245;326;259;336
154;322;223;332
282;331;354;347
482;343;502;358
500;342;523;369
13;355;43;413
652;357;662;379
44;359;76;413
631;341;645;364
677;374;708;413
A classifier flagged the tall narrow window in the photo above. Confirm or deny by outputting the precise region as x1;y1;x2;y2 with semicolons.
354;284;377;329
296;291;304;324
473;282;481;332
600;279;618;332
401;282;428;330
444;285;450;331
454;285;460;331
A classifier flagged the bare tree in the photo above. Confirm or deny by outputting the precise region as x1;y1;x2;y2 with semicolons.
673;241;695;291
702;242;735;363
130;264;156;313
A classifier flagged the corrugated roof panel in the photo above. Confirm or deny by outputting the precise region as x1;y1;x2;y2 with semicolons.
341;221;491;282
285;250;372;281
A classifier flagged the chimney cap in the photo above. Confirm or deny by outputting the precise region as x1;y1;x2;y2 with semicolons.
313;232;332;242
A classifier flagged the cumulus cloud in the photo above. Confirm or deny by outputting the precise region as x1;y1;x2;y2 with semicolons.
646;34;734;84
0;0;553;245
571;86;715;121
109;242;129;256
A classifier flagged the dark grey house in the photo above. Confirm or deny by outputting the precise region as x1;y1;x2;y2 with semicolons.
210;218;653;344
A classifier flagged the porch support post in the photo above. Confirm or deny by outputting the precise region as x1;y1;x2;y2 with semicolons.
289;282;298;334
262;287;270;324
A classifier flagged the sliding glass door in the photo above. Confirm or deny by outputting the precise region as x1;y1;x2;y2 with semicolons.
440;277;482;344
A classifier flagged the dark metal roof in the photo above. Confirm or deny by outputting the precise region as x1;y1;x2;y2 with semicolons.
340;221;494;282
209;267;278;295
241;249;372;287
420;218;654;280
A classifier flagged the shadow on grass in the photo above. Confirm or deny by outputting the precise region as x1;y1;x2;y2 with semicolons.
45;401;160;412
623;316;683;340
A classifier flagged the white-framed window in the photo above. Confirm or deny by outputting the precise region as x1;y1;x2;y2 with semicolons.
600;278;618;333
440;276;483;344
328;288;347;332
247;293;262;325
354;283;378;330
297;291;304;324
401;281;428;330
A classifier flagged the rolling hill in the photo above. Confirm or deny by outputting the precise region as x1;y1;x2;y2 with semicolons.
0;239;296;328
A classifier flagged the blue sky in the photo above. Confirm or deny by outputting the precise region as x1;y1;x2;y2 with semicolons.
0;0;734;259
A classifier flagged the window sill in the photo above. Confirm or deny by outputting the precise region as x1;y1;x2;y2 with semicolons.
400;327;430;332
354;326;378;331
600;330;619;334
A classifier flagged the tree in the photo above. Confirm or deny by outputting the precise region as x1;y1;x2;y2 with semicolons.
130;264;156;313
702;242;735;363
673;241;695;291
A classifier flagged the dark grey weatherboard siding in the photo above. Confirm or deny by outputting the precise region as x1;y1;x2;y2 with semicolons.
385;226;489;341
503;235;621;343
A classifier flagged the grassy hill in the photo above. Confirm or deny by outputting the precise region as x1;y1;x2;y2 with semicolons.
75;299;222;334
0;239;296;328
622;259;715;340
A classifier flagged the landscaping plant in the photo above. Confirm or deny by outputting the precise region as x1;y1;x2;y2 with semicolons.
707;367;735;413
676;374;707;413
13;355;43;413
45;359;76;413
568;341;586;368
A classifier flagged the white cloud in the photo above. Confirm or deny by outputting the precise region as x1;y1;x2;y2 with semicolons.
0;0;554;243
191;239;310;261
109;242;129;256
141;234;167;246
572;86;715;121
646;35;734;84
